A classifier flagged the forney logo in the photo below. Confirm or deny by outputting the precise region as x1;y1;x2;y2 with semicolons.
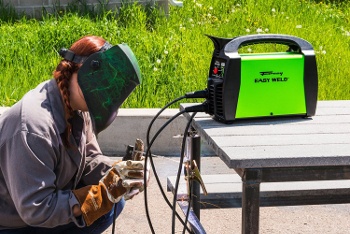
254;71;288;83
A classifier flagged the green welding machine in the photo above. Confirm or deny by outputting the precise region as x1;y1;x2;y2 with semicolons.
206;34;318;123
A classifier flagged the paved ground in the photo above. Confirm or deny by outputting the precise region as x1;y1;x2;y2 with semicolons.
103;156;350;234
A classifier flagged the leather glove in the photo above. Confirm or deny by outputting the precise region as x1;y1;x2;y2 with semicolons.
121;138;150;200
107;160;148;201
72;160;147;226
123;158;150;200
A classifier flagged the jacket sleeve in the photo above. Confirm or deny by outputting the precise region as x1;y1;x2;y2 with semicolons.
79;112;115;185
1;131;84;228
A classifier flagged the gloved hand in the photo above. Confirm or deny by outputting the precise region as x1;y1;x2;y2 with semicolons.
72;159;149;226
105;160;149;201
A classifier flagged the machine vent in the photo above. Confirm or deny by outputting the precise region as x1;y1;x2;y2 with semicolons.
215;83;224;118
207;79;224;119
208;82;215;115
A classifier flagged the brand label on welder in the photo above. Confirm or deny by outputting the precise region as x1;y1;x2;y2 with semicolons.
254;71;289;83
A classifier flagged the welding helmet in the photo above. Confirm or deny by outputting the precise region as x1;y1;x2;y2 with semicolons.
59;42;142;134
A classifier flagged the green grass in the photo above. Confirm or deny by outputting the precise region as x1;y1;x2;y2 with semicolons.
0;0;349;107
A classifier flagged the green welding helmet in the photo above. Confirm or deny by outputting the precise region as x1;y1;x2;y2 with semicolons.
59;42;142;134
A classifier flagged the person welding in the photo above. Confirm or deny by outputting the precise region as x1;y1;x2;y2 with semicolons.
0;35;149;233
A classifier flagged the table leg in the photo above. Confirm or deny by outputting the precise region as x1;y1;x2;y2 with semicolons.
242;169;262;234
190;134;201;220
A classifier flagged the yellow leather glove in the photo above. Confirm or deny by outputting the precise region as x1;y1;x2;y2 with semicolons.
73;160;146;226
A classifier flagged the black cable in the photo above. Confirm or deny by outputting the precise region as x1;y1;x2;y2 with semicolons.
183;178;194;234
145;109;199;234
145;89;207;138
147;96;186;141
146;90;207;158
185;89;208;99
111;91;207;234
145;106;206;233
145;107;205;233
111;98;186;234
143;91;208;233
172;112;197;234
143;95;185;233
112;205;117;234
144;110;188;233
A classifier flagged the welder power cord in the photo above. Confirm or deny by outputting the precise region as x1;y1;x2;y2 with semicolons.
144;93;208;233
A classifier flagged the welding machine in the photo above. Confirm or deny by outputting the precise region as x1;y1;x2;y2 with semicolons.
206;34;318;123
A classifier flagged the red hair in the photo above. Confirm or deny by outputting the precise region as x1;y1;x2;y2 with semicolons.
53;35;106;147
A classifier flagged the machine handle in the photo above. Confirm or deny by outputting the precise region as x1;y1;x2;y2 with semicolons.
224;34;314;53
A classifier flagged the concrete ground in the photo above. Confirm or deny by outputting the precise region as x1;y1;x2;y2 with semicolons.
103;156;350;234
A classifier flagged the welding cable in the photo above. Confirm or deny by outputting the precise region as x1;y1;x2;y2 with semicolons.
143;96;185;233
144;104;207;233
111;92;207;234
185;89;208;99
171;112;197;234
112;206;117;234
144;109;189;233
145;110;198;234
183;176;194;234
145;89;208;159
143;92;208;233
111;97;186;234
146;89;207;140
146;89;207;154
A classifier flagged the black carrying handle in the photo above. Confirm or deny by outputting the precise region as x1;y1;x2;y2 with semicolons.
224;34;314;53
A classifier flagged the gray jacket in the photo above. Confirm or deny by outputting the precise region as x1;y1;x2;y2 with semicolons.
0;79;114;229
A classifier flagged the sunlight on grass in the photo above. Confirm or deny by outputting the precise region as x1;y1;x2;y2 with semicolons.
0;0;349;107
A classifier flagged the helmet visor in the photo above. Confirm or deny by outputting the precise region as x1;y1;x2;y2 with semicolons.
77;44;142;134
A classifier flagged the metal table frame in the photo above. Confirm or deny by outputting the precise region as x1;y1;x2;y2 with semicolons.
181;101;350;234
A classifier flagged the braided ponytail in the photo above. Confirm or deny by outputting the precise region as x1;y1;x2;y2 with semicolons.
53;60;79;147
53;35;106;147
